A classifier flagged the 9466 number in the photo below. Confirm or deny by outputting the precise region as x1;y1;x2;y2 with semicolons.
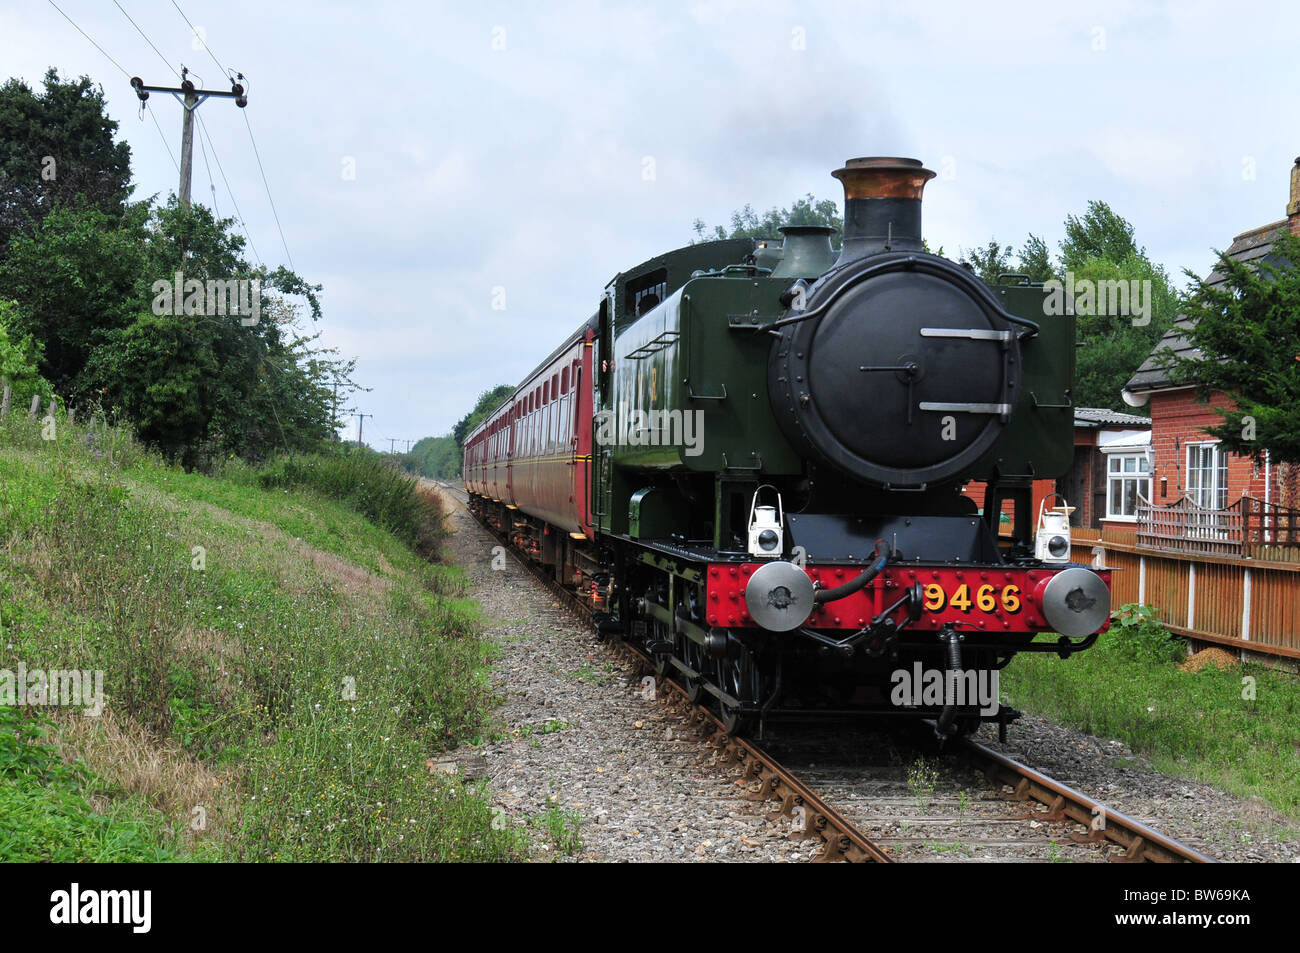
922;582;1020;614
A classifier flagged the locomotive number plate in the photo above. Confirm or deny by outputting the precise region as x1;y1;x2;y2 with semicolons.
922;583;1021;614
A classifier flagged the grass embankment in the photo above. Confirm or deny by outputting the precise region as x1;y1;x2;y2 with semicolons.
1000;605;1300;821
0;412;527;861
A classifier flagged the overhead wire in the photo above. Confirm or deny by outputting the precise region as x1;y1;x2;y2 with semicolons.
197;126;219;217
168;0;228;79
196;113;261;265
46;0;179;176
148;104;180;173
165;1;296;273
241;110;294;271
45;0;132;80
110;0;180;79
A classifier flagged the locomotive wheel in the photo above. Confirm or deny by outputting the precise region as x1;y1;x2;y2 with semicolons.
651;618;674;679
682;637;707;704
718;643;761;736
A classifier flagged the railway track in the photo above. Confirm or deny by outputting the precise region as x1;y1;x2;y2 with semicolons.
434;481;1211;864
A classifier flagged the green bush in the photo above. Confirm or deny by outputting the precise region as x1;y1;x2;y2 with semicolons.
257;449;444;556
0;299;52;410
1108;603;1186;665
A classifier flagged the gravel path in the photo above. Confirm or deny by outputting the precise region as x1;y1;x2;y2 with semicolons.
438;490;818;862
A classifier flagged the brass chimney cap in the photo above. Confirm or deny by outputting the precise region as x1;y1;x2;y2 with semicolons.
832;157;936;201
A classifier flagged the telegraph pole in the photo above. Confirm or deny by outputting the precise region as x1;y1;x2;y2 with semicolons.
404;440;413;453
388;438;398;454
131;68;247;210
333;381;340;440
354;413;373;450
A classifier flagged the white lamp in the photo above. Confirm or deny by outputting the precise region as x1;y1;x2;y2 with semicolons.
1034;494;1075;564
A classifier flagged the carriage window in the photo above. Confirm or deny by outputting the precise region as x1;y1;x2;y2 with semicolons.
561;367;569;393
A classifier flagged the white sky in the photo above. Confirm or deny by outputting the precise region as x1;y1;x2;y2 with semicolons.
3;0;1298;447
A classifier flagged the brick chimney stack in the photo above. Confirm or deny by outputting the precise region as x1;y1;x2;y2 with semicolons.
1289;157;1300;235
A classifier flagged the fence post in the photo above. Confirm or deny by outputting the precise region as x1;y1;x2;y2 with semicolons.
0;377;9;418
28;394;40;418
1241;568;1251;641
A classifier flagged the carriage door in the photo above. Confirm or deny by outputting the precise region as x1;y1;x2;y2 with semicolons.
506;403;516;504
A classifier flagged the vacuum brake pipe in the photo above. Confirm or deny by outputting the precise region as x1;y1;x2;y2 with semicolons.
813;546;889;604
935;625;964;739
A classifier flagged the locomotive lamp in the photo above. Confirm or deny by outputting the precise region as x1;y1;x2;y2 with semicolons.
747;487;785;558
1034;495;1074;564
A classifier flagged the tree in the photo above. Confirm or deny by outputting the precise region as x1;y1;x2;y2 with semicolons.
0;67;358;467
408;385;514;480
966;205;1174;409
1060;200;1140;270
962;239;1017;283
1064;253;1177;409
451;385;514;450
693;194;841;242
409;435;461;479
1018;234;1054;282
1168;233;1300;464
0;69;133;250
79;201;348;467
0;202;148;391
0;299;51;408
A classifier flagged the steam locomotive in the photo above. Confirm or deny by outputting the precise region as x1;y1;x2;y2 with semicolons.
464;157;1111;737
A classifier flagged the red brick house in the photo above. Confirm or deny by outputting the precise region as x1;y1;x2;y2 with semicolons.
960;408;1150;533
1119;158;1300;529
1064;407;1152;531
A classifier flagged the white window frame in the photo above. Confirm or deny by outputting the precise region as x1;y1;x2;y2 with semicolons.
1185;441;1228;511
1185;441;1230;537
1104;450;1151;521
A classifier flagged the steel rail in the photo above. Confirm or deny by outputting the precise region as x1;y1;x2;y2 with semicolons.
960;737;1214;863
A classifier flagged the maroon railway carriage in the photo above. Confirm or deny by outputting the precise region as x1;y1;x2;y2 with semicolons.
463;318;598;584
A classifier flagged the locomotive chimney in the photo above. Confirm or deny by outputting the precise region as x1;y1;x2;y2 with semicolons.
832;157;936;264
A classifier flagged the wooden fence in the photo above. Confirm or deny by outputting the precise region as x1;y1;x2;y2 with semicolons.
1076;524;1300;660
1136;495;1300;561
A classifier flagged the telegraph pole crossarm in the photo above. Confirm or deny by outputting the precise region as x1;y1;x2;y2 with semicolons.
131;69;248;209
